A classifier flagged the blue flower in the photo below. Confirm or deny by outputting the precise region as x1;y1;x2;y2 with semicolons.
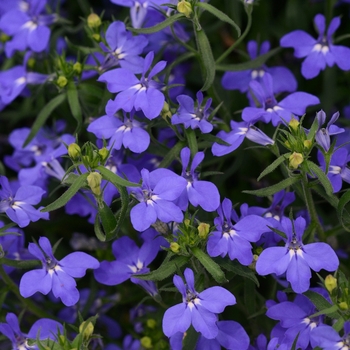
19;237;100;306
162;268;236;339
256;217;339;293
280;14;350;79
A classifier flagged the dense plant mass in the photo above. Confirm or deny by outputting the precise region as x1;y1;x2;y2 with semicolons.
2;0;350;349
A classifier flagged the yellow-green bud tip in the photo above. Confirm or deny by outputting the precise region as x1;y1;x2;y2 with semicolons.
198;222;210;239
99;147;109;162
289;152;303;169
73;62;82;74
170;242;180;253
303;140;312;149
57;76;68;88
325;274;337;293
339;301;348;310
140;336;152;349
177;0;192;17
79;321;94;339
87;172;102;196
289;117;300;131
68;143;81;160
146;319;156;329
87;13;102;28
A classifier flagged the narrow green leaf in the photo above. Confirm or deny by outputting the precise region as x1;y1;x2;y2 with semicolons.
291;333;300;350
191;247;227;283
199;133;230;146
185;128;198;157
333;317;345;332
303;290;340;319
195;27;215;91
41;173;88;212
158;140;186;168
0;258;41;269
308;304;339;318
183;326;199;350
216;47;281;72
133;255;189;281
197;2;241;36
23;93;66;147
215;258;259;286
306;160;333;196
67;81;82;133
0;222;19;236
337;190;350;232
257;153;290;181
96;166;140;187
243;176;301;197
98;201;117;241
127;13;185;34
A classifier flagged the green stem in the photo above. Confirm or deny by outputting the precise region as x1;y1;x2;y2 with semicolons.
215;5;253;64
0;265;57;320
301;172;325;242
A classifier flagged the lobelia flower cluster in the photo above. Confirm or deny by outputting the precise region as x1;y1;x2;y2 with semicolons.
1;0;350;349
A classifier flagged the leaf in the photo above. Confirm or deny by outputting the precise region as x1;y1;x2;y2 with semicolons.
199;133;230;146
308;304;339;318
96;166;140;188
127;13;185;34
183;326;199;350
303;290;341;319
23;93;66;147
191;247;227;283
306;160;333;196
133;255;189;281
95;201;118;242
195;27;215;91
41;173;88;212
216;47;282;72
158;140;186;168
243;176;301;197
0;257;41;269
257;153;290;181
215;258;259;286
67;81;82;133
197;2;241;36
0;222;20;236
337;190;350;232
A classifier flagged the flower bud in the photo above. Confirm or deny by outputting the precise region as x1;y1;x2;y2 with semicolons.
184;219;190;228
177;0;192;18
146;319;156;329
141;336;152;349
303;140;312;149
73;62;82;74
87;172;102;196
99;147;109;162
68;143;81;160
289;152;303;169
79;321;94;339
27;58;35;69
325;274;337;293
170;242;180;253
87;13;101;28
289;117;299;131
161;101;172;120
57;76;68;88
339;301;348;310
198;223;210;239
92;33;101;41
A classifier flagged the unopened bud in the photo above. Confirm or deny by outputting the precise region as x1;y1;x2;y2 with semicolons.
79;321;94;339
177;0;192;18
170;242;180;253
198;223;210;239
27;58;35;69
87;13;101;28
68;143;81;160
57;76;68;88
303;140;312;149
184;219;190;228
92;33;101;41
289;118;299;131
141;336;152;349
339;302;348;310
325;274;337;293
289;152;303;169
73;62;82;74
87;172;102;196
99;147;109;162
146;319;156;329
161;101;172;120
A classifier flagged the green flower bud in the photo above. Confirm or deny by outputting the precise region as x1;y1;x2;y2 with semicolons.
170;242;180;253
73;62;82;74
87;172;102;196
161;101;172;120
339;301;348;310
87;13;102;28
177;0;192;18
57;76;68;88
99;147;109;162
303;140;312;149
146;319;156;329
79;321;94;340
68;143;81;160
289;117;300;131
92;33;101;41
325;274;337;293
198;222;210;239
140;336;152;349
289;152;303;169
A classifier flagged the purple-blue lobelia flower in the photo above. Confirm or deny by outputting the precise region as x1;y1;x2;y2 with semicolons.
212;120;275;156
0;312;63;350
19;236;100;306
314;110;344;152
87;110;150;154
280;14;350;79
222;40;297;94
255;216;339;293
242;73;320;126
128;168;187;232
171;91;214;134
0;0;57;57
94;236;160;296
99;51;166;120
312;321;350;350
0;175;49;228
162;268;236;339
175;147;220;212
99;21;148;73
318;148;350;193
206;198;270;265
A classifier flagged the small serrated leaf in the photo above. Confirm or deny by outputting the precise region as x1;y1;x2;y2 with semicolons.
257;153;290;181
